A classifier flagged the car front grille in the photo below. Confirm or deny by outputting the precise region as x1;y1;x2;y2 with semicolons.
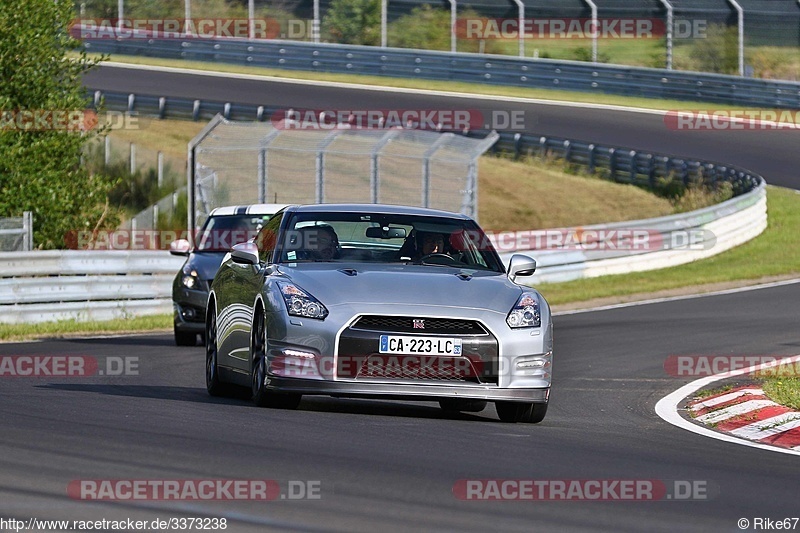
351;315;487;335
338;315;499;384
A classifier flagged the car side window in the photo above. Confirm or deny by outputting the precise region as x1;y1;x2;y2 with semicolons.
255;213;283;263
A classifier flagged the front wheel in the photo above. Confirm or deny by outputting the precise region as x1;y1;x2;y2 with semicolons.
205;308;229;396
250;311;301;410
495;401;548;423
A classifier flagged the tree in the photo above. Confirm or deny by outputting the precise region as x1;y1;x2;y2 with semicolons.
0;0;118;248
322;0;380;46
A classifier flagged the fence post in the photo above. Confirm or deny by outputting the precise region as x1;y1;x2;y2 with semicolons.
258;148;266;203
129;142;136;175
104;135;110;167
421;133;453;208
157;151;164;188
23;211;33;251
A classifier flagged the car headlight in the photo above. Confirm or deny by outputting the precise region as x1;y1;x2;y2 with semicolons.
506;292;541;328
277;282;328;320
182;269;200;289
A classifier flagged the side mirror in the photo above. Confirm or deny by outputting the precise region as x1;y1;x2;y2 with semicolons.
231;242;260;265
508;254;536;283
169;239;191;256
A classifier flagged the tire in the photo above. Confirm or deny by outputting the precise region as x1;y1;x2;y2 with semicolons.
205;306;229;396
250;309;301;410
174;328;197;346
495;401;548;424
439;399;488;413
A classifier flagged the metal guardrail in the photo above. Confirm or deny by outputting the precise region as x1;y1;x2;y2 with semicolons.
0;251;184;324
499;182;767;284
85;37;800;109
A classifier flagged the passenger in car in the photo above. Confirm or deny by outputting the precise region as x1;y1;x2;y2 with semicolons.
302;225;341;261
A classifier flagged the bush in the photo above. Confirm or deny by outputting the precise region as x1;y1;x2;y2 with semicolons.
688;24;739;74
322;0;380;45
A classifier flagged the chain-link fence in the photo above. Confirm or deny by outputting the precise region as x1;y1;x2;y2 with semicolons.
188;115;498;231
0;212;33;252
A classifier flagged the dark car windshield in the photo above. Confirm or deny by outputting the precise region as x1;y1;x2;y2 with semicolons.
278;212;504;272
196;214;273;251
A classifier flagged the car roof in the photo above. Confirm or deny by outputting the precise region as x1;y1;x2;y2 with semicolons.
284;203;471;220
208;204;288;216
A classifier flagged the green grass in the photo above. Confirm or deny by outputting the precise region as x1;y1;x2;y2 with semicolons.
536;186;800;306
0;314;172;342
762;378;800;411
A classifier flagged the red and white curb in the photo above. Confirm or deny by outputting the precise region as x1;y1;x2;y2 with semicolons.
655;354;800;456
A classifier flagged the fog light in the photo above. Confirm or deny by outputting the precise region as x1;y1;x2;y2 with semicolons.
281;349;315;359
182;307;196;320
517;359;546;370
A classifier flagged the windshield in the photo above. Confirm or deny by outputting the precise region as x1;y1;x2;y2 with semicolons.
196;214;274;251
278;212;504;272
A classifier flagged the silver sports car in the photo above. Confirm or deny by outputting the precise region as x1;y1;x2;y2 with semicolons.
206;204;552;423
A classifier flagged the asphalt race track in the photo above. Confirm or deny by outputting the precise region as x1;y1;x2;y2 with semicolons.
2;64;798;532
84;64;800;188
3;283;800;531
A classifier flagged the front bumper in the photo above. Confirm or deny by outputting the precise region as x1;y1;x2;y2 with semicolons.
265;376;549;403
173;284;210;332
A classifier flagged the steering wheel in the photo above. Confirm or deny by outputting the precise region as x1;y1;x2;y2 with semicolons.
419;253;459;264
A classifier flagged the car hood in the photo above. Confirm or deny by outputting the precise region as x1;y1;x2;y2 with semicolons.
187;251;228;281
279;264;527;313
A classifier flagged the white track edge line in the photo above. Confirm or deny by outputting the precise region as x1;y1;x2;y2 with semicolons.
655;353;800;457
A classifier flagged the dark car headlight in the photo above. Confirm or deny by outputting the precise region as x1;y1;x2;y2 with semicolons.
506;292;541;329
277;282;328;320
181;268;201;289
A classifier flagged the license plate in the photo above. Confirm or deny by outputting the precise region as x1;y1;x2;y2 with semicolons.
379;335;462;356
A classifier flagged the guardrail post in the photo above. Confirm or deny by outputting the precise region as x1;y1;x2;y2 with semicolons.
513;133;522;159
129;142;136;175
647;154;655;188
563;140;572;163
104;135;110;167
192;100;201;121
588;144;596;173
609;148;616;180
629;150;637;183
158;97;166;119
127;93;135;113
